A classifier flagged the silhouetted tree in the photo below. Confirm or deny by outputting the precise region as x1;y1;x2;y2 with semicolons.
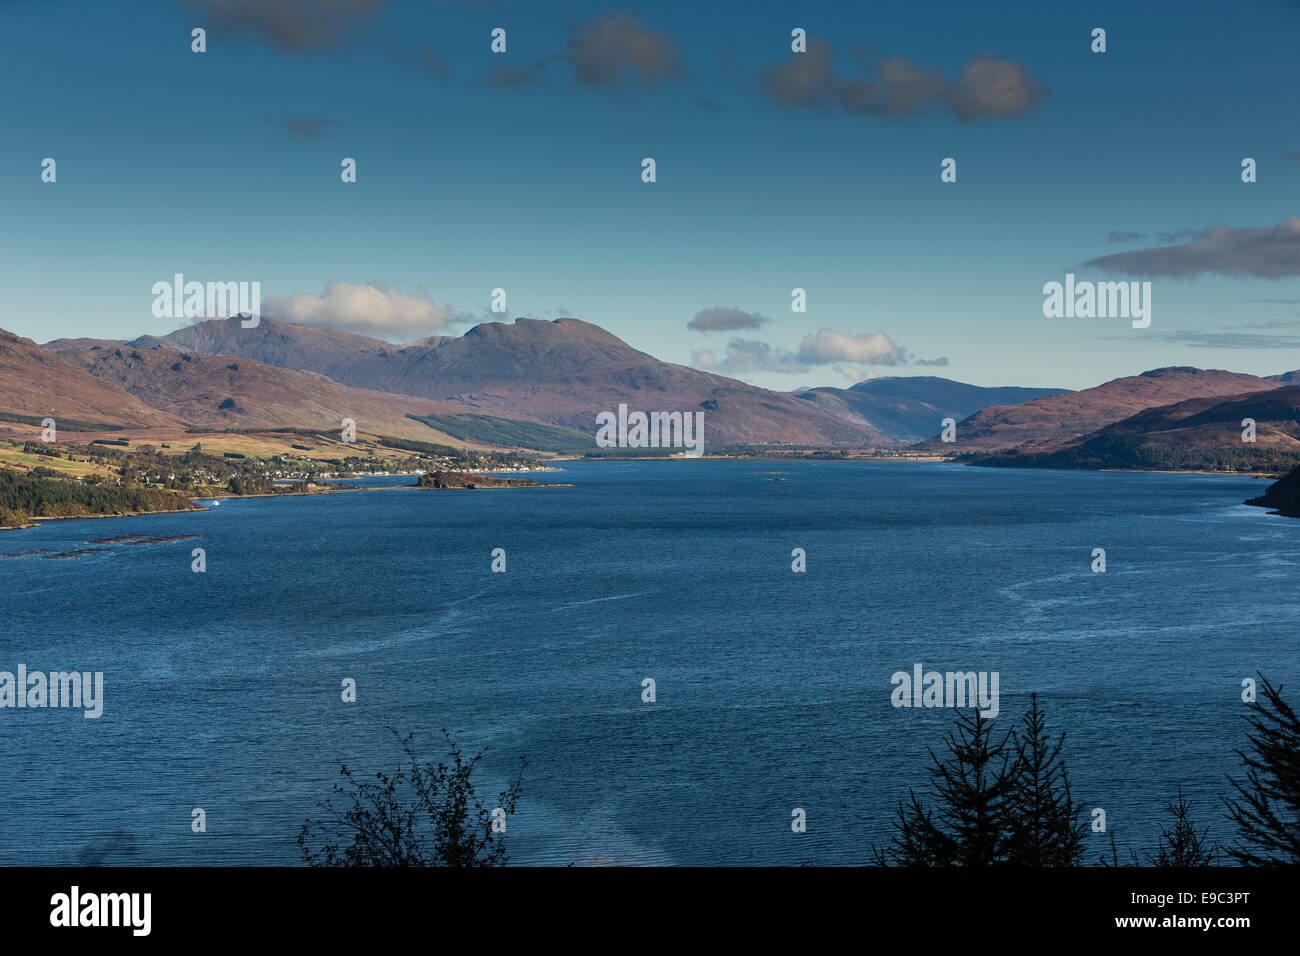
1097;831;1135;867
1004;694;1086;866
875;709;1015;866
1224;674;1300;865
873;789;955;866
298;728;525;867
1150;787;1219;866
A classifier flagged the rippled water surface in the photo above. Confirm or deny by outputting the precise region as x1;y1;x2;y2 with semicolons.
1;461;1295;864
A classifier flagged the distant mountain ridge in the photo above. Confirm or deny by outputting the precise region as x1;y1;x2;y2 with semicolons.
17;317;1300;456
849;375;1069;406
797;376;1069;440
913;366;1283;452
970;386;1300;472
137;318;1090;443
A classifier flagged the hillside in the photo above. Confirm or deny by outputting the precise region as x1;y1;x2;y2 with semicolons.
53;342;482;444
970;386;1300;472
1246;464;1300;517
0;329;182;434
913;367;1282;452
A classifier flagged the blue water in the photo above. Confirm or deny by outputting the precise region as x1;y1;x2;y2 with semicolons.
1;461;1296;865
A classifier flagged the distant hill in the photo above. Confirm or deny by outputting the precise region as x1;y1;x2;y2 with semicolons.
850;375;1069;408
1246;464;1300;516
796;376;1069;440
129;316;882;446
913;367;1282;452
969;386;1300;472
1268;370;1300;386
0;329;181;432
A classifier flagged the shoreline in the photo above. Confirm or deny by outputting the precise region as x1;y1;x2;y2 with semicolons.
0;504;204;532
552;454;1281;478
1;459;1284;532
0;474;574;531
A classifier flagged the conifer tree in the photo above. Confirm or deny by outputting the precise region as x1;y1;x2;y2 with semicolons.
1224;674;1300;865
1004;693;1086;866
876;709;1015;866
1150;787;1219;866
872;789;955;866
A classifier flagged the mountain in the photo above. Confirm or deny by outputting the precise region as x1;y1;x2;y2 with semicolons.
913;367;1282;452
1268;370;1300;386
132;319;394;385
53;342;481;444
795;376;1069;440
0;329;182;433
970;386;1300;471
129;316;884;446
1246;464;1300;517
849;375;1069;408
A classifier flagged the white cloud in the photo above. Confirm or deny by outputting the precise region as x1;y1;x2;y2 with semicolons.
797;328;904;365
263;282;452;340
693;328;907;377
691;339;810;375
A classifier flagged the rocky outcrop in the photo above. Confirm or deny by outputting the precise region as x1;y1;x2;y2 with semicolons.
416;470;547;489
1246;466;1300;517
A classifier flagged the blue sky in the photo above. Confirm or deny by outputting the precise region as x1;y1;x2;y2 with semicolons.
2;0;1298;391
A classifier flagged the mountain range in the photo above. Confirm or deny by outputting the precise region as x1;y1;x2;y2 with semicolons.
33;316;1078;448
8;317;1300;466
51;317;870;446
